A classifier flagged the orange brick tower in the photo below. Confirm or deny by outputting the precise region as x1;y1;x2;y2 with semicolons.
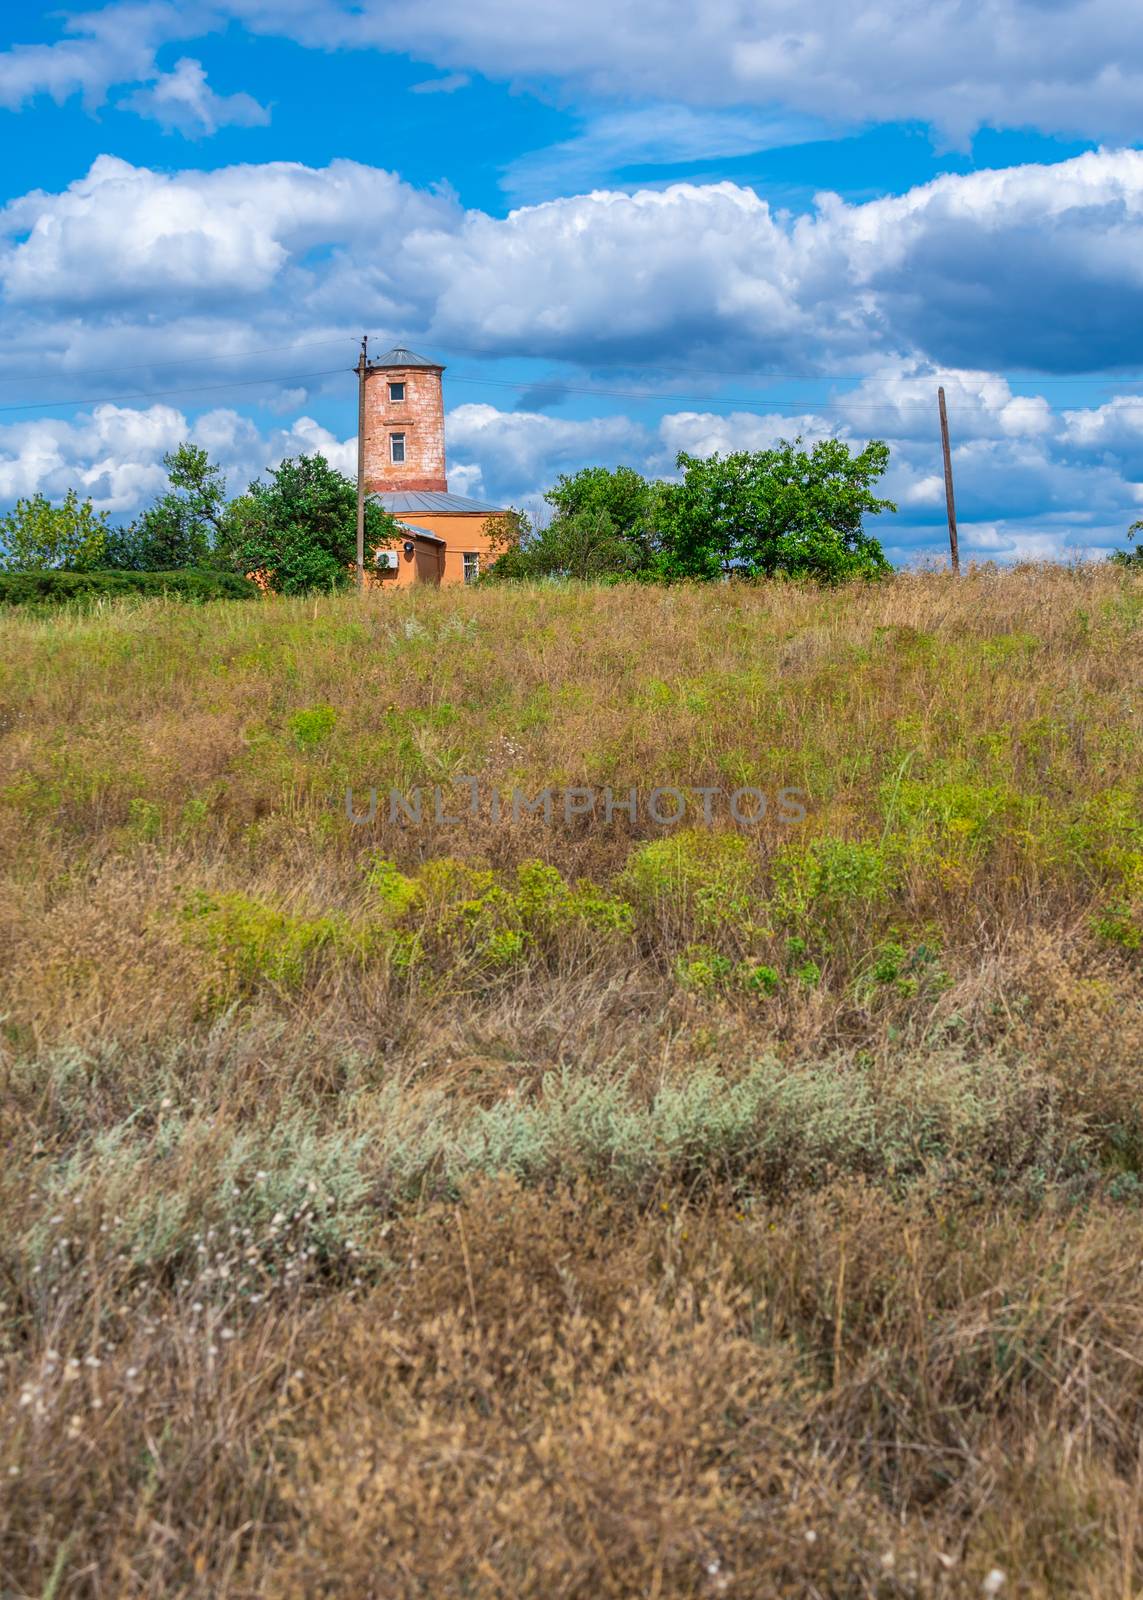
362;346;447;494
361;344;508;589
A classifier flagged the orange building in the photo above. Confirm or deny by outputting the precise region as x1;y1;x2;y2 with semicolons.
362;346;507;588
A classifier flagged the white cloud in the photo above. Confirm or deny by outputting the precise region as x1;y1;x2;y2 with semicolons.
409;71;470;94
6;149;1143;381
222;0;1143;146
0;402;355;513
8;0;1143;151
122;57;270;136
1061;394;1143;454
0;4;174;112
446;402;648;493
501;105;823;202
0;154;455;307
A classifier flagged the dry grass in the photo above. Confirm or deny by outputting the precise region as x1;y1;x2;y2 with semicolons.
1;565;1141;1596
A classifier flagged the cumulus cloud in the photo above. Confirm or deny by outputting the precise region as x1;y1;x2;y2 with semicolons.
446;402;649;497
0;3;176;112
0;403;354;513
0;3;264;137
0;154;455;309
6;150;1143;380
122;57;270;136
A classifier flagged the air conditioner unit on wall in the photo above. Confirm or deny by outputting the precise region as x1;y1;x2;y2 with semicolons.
374;549;400;571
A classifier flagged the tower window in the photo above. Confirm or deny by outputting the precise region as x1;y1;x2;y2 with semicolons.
463;552;480;584
390;433;406;464
388;382;405;403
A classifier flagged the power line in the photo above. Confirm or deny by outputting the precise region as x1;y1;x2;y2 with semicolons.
442;372;1130;416
370;334;1143;386
2;343;1142;422
2;323;1140;397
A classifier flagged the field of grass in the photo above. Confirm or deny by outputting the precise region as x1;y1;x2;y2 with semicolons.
1;565;1141;1598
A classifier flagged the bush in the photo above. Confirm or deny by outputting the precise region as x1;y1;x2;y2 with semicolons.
0;568;258;607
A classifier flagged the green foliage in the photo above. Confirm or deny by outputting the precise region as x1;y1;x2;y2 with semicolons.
674;945;735;990
182;891;353;992
771;836;897;947
0;567;256;607
854;937;949;1003
623;830;757;928
545;464;658;539
657;438;895;582
364;855;633;975
105;444;228;570
742;962;781;995
540;465;659;576
1092;901;1142;950
289;704;338;749
126;797;162;841
1110;520;1143;566
0;488;110;572
488;466;659;584
487;509;644;583
365;857;421;918
222;454;399;595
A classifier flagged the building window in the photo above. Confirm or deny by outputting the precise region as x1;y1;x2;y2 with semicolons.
463;552;480;585
390;433;406;464
388;381;405;403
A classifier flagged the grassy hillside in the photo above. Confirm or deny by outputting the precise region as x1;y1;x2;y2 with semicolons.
1;567;1141;1597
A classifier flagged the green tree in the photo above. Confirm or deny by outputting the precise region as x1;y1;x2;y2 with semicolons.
486;509;642;583
0;489;109;572
222;454;399;594
106;443;229;570
487;467;661;584
544;465;659;571
657;439;895;582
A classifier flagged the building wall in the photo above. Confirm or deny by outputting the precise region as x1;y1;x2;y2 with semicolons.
365;538;443;590
363;363;446;495
394;512;504;586
364;514;504;590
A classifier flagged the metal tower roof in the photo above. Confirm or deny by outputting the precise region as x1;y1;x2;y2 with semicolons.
370;489;506;515
368;346;444;370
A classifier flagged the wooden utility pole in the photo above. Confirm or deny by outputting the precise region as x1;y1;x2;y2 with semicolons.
355;334;368;593
937;385;960;574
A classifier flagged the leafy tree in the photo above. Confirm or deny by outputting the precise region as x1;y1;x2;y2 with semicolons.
105;443;229;569
486;468;661;584
0;489;109;572
480;507;533;563
544;465;659;571
657;439;895;582
222;453;399;594
486;509;642;583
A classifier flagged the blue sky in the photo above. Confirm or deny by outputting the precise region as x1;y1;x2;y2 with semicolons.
2;0;1143;563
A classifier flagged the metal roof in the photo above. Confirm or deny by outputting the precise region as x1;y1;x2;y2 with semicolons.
391;519;445;545
368;346;443;370
371;489;507;516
